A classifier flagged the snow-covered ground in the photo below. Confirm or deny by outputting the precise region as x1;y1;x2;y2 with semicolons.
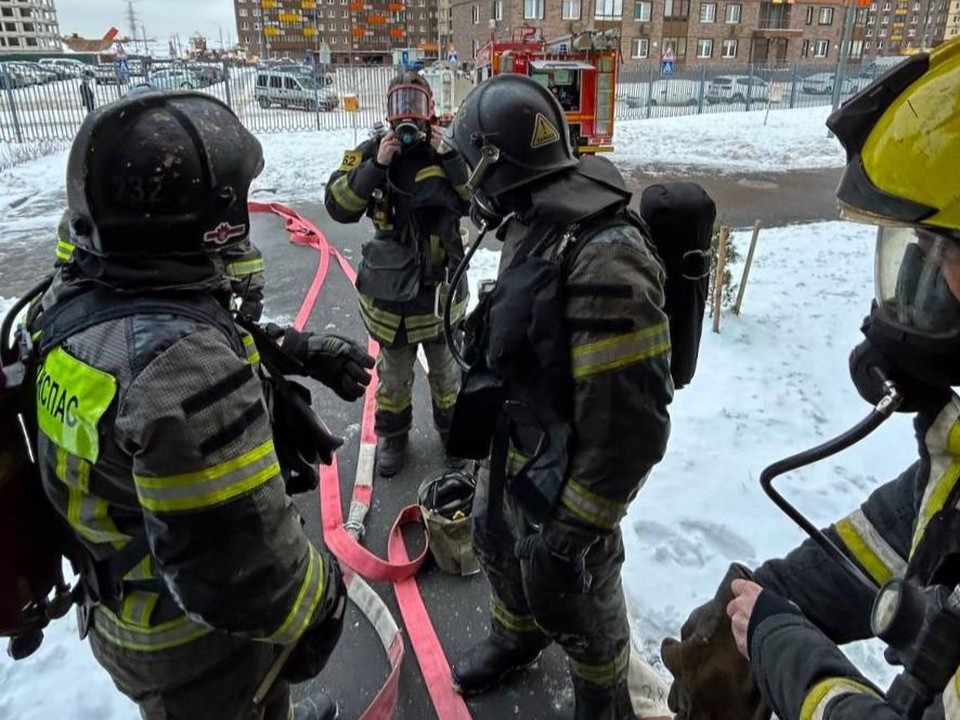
1;106;905;718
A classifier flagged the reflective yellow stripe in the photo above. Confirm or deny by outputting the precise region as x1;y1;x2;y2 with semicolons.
799;678;880;720
358;294;401;344
120;590;160;628
268;547;327;644
406;298;468;344
944;668;960;720
432;389;458;411
834;508;906;586
226;258;265;277
414;165;446;183
376;393;412;414
56;448;129;548
506;448;530;477
560;478;628;532
454;184;470;201
330;175;367;213
571;322;670;379
93;605;212;652
241;331;261;367
911;416;960;556
56;239;75;261
123;554;154;582
491;595;540;634
134;439;280;513
570;644;630;686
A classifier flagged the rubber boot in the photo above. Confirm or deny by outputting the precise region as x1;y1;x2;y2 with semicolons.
439;430;467;470
292;692;339;720
451;631;549;696
377;434;408;478
572;676;635;720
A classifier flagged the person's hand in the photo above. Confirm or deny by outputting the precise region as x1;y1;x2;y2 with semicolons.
376;129;401;166
281;328;375;402
430;124;451;153
726;579;763;659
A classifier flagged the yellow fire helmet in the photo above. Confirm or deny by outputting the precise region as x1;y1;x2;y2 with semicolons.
827;37;960;234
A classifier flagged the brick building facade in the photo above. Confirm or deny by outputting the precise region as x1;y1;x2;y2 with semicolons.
450;0;951;65
234;0;440;63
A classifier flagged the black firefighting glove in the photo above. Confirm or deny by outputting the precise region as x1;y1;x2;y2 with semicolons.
849;339;951;415
282;553;348;684
515;520;596;595
281;328;374;402
661;563;771;720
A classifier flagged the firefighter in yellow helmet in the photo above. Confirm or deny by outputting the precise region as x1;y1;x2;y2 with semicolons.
662;39;960;720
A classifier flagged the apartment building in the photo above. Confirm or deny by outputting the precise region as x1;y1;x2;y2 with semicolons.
856;0;949;55
946;0;960;40
0;0;61;53
451;0;950;64
234;0;440;63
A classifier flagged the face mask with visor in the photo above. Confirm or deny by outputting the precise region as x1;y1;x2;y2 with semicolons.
386;84;432;147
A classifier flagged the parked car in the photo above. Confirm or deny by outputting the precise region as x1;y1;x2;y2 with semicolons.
151;68;202;90
93;64;124;85
18;62;58;83
801;72;857;95
706;75;770;104
39;57;89;79
0;63;29;89
255;70;339;111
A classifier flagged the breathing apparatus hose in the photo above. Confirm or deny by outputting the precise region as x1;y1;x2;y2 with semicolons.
760;371;904;595
443;220;489;372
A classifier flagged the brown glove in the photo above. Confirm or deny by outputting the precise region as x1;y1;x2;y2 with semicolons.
661;563;772;720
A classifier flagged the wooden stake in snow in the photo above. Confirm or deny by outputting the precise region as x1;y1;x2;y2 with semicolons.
734;220;762;316
712;226;730;334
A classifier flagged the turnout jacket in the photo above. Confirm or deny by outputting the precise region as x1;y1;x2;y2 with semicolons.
749;396;960;720
494;156;673;542
33;277;332;654
324;138;470;347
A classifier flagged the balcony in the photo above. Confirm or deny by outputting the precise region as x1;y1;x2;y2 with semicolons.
753;17;803;35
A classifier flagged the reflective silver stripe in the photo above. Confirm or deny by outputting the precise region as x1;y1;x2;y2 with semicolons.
560;478;628;532
93;605;212;652
56;448;129;548
268;547;327;645
799;678;880;720
134;440;280;513
570;644;630;686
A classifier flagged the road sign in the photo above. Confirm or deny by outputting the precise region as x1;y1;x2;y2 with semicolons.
661;58;674;76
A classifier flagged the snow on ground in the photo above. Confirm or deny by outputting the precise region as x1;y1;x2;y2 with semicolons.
612;104;844;174
0;219;912;718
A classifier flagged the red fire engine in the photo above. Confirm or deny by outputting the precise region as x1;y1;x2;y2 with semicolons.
473;26;620;154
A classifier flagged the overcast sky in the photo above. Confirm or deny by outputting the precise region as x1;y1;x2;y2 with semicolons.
56;0;239;45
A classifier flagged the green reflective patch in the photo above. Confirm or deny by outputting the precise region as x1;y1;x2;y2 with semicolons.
36;347;116;463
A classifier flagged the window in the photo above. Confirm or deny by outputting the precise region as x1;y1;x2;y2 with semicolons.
877;39;884;48
22;22;33;31
634;1;652;19
818;6;833;22
724;3;741;22
523;0;544;18
269;75;282;88
595;0;624;18
722;38;737;56
864;39;872;48
879;25;888;34
910;12;917;21
866;26;874;34
696;37;713;56
813;38;829;55
253;7;260;15
907;26;916;34
241;20;249;29
881;14;889;22
472;38;480;57
25;37;37;46
700;2;716;21
495;0;504;19
631;37;649;56
882;1;891;9
801;38;810;55
239;7;248;15
562;0;581;18
254;21;261;29
805;5;814;23
662;36;687;56
0;7;11;15
663;0;690;17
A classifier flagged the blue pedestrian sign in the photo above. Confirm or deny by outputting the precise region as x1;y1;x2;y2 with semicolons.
401;49;409;65
661;46;676;76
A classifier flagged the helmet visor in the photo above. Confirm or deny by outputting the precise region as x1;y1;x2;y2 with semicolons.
387;84;431;121
875;226;960;339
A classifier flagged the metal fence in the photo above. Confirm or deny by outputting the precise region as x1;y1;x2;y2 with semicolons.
0;58;876;144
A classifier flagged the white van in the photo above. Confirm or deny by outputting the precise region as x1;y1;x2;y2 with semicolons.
705;75;770;104
254;70;339;111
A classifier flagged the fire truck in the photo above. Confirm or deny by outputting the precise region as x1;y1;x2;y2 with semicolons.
473;26;620;154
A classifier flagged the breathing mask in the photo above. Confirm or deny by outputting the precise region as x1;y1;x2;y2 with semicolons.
862;225;960;388
387;82;431;149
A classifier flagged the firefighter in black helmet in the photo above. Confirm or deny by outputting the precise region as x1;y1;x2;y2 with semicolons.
30;91;374;720
443;74;674;720
324;69;471;478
